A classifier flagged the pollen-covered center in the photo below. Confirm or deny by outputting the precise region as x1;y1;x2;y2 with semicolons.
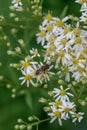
33;50;38;56
25;74;31;80
77;67;84;72
83;47;87;54
75;113;80;118
49;35;56;43
16;0;21;3
58;50;65;57
73;28;80;35
56;20;64;27
22;61;29;68
78;54;84;60
54;101;62;108
45;13;52;20
64;27;70;34
54;111;61;117
60;38;67;45
39;30;46;37
64;107;69;113
60;89;66;95
74;37;82;44
46;24;53;31
81;0;87;2
72;59;78;65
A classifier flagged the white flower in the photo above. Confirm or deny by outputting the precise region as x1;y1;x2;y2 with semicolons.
58;101;76;120
12;0;22;9
49;100;62;108
80;3;87;12
53;85;73;101
72;112;84;123
48;105;62;126
30;48;40;58
72;67;86;81
56;49;72;66
19;69;34;87
21;58;29;70
36;26;47;46
80;11;87;23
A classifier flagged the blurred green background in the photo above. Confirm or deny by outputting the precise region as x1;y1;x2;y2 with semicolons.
0;0;87;130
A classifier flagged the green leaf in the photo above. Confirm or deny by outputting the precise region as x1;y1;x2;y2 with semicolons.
25;91;33;110
60;5;68;18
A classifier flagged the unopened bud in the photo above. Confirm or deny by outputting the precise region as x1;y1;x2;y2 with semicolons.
14;124;20;129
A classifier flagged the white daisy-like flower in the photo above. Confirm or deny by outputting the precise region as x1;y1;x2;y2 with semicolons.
75;0;87;4
58;101;76;120
36;25;47;46
52;26;64;36
48;105;62;126
72;112;84;123
20;57;38;71
72;66;86;81
69;57;85;73
56;49;72;66
20;58;30;70
81;3;87;12
12;0;22;9
30;48;40;58
80;11;87;23
55;16;69;28
53;85;73;101
49;100;62;109
19;68;34;87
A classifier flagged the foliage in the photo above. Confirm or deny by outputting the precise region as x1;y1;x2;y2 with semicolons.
0;0;87;130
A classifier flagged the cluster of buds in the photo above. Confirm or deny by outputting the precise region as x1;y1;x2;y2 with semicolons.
30;0;42;16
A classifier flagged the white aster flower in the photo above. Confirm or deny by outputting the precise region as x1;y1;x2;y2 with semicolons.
56;49;72;66
80;11;87;23
72;112;84;123
30;48;40;58
36;26;47;46
80;2;87;12
48;105;62;126
19;69;34;87
12;0;22;9
53;85;73;101
49;100;62;109
72;66;86;81
59;101;76;120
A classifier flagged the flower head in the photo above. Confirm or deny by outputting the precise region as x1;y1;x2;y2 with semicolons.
53;85;73;101
72;112;84;123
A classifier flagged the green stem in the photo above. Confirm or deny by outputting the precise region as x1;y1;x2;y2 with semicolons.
78;85;85;99
28;118;50;127
0;22;20;28
70;86;77;97
36;124;38;130
40;0;44;5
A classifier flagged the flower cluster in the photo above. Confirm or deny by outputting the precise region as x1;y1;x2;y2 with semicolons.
75;0;87;24
48;85;84;125
1;0;86;129
30;0;42;16
19;48;54;87
36;12;87;82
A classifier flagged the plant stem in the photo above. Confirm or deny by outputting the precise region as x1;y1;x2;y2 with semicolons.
28;117;51;127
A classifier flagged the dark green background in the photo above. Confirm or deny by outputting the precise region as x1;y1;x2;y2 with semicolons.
0;0;87;130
